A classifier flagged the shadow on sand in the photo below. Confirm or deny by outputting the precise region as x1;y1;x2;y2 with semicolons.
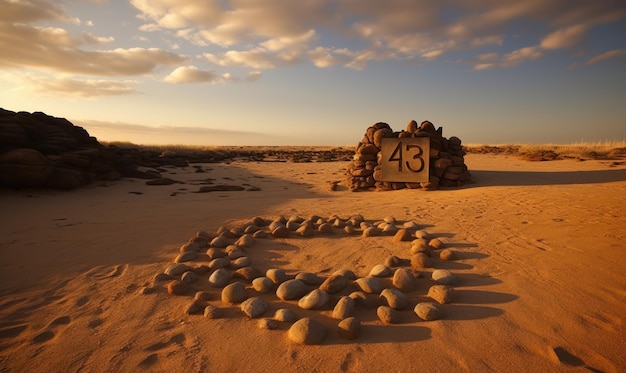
468;168;626;187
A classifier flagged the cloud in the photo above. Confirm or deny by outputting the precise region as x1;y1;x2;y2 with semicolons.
587;49;626;65
540;24;587;50
164;65;225;83
246;71;262;81
471;46;543;70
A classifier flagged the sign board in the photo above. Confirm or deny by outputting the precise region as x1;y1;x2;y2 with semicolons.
380;137;430;182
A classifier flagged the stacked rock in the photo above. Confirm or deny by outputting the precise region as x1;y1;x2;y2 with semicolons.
346;120;471;191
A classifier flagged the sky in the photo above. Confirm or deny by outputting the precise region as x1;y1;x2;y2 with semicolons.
1;0;625;146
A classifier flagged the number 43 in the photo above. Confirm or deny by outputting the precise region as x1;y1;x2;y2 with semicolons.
388;142;425;173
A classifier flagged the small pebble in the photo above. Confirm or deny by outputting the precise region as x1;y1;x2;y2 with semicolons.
288;317;326;345
208;268;232;288
209;257;231;270
428;285;456;304
167;280;190;296
181;271;199;284
332;296;355;320
429;238;444;250
298;289;330;310
175;251;197;263
431;269;459;285
165;263;191;277
376;305;400;324
206;247;227;259
252;277;274;293
337;317;360;340
379;288;409;310
231;256;251;269
235;234;255;247
319;274;347;294
274;308;298;322
295;272;323;286
258;318;278;330
194;291;212;301
411;253;434;268
410;239;431;255
221;282;248;304
185;300;205;315
439;249;456;261
414;230;430;239
369;264;392;277
203;304;222;319
392;268;415;292
349;291;378;309
318;223;334;233
154;273;171;282
266;268;288;284
276;279;308;300
414;302;441;321
392;228;412;242
241;297;268;318
234;266;262;281
354;277;383;294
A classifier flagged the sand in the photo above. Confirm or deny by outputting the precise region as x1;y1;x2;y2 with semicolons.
1;154;625;372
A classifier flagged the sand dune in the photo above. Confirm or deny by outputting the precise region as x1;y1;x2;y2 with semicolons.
1;154;625;372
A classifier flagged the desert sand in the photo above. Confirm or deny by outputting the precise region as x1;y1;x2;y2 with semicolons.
1;153;625;372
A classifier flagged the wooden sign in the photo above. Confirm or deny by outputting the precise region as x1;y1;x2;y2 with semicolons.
380;137;430;182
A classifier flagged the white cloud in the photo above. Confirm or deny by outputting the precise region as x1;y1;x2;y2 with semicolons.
7;72;139;98
163;65;220;83
587;49;626;65
540;24;587;50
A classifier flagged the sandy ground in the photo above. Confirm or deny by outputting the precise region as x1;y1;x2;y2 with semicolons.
1;154;625;372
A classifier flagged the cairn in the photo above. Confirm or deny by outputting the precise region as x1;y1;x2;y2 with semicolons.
346;120;471;191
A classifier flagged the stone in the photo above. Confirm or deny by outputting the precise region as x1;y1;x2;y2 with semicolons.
414;230;430;240
234;266;262;281
272;226;290;238
274;308;298;322
296;224;315;237
252;230;267;239
411;253;434;268
167;280;190;296
252;277;274;293
362;227;381;237
153;273;171;282
180;271;199;284
392;268;416;292
209;257;231;270
393;229;413;242
231;257;251;269
185;300;205;315
241;297;268;318
385;255;410;267
410;239;431;255
376;306;400;324
429;238;444;250
319;275;347;294
440;249;456;261
221;282;248;304
288;318;326;345
235;234;255;247
349;291;379;308
208;268;232;288
379;288;409;309
318;223;334;234
333;269;357;280
266;268;288;284
258;318;278;330
431;269;459;285
354;277;383;294
206;247;227;259
369;264;392;277
414;302;441;321
174;251;197;263
338;317;361;340
164;263;191;277
276;279;308;300
403;221;420;230
0;148;52;187
210;235;232;248
332;296;355;320
203;304;222;319
298;289;330;310
194;291;212;301
295;272;323;286
428;285;456;304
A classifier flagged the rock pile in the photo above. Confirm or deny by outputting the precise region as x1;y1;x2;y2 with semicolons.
346;120;471;191
0;108;120;189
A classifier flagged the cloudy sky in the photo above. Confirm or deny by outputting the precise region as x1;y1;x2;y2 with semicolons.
1;0;625;145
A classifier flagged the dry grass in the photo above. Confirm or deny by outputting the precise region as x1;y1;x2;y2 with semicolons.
465;141;626;161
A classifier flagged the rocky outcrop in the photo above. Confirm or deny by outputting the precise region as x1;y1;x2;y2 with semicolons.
0;108;120;189
346;120;471;191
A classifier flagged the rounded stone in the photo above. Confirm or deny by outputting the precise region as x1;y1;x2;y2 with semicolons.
241;297;268;318
369;264;392;277
440;249;456;261
167;280;190;296
206;247;227;259
266;268;288;284
376;305;400;324
203;304;222;319
362;227;381;237
354;277;383;294
296;224;315;237
318;223;334;233
392;268;416;292
288;317;326;345
235;234;255;247
295;272;323;286
332;296;355;320
208;268;232;288
428;285;456;304
432;269;459;285
210;235;231;248
165;263;191;277
298;289;330;310
276;279;308;300
231;256;251;269
221;282;248;304
411;253;434;268
252;230;267;239
414;302;441;321
175;251;198;263
393;228;412;242
403;221;420;230
153;273;171;282
209;257;231;270
272;226;290;238
410;239;431;255
349;291;379;309
252;277;274;293
181;271;199;284
194;291;212;301
379;288;409;310
385;255;410;267
414;230;430;240
258;318;278;330
319;274;347;294
234;266;262;281
185;300;205;315
338;317;360;340
429;238;444;250
274;308;298;322
333;269;357;280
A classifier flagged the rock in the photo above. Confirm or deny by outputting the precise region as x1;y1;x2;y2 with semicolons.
276;279;308;300
231;256;251;269
274;308;298;322
208;268;232;288
354;277;383;294
393;228;412;242
403;221;420;230
369;264;392;277
296;224;315;237
153;273;171;282
319;274;347;294
333;269;357;280
210;235;231;248
249;276;275;293
241;297;268;318
428;285;456;304
288;318;326;345
252;230;267;239
439;249;456;261
180;271;199;284
338;317;360;340
235;234;254;247
332;296;355;320
174;251;198;263
411;253;434;268
298;289;330;310
185;300;205;315
203;304;222;319
349;291;379;308
0;148;52;187
272;226;290;238
194;291;212;301
167;280;190;296
318;223;334;234
295;272;323;285
209;257;231;270
376;306;400;324
206;247;227;259
234;266;262;281
414;230;430;240
431;269;459;285
414;302;441;321
429;238;444;250
258;318;278;330
266;268;288;284
362;227;381;237
221;282;248;304
164;263;191;277
385;255;410;267
392;268;416;292
379;288;409;309
410;239;431;255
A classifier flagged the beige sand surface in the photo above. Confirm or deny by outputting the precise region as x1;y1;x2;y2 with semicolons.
1;154;625;372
